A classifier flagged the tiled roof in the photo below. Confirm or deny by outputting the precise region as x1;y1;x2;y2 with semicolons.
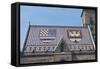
23;25;94;53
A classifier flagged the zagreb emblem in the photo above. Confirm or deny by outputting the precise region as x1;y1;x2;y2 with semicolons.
68;30;82;42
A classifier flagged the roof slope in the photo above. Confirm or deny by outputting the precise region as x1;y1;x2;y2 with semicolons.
22;25;94;54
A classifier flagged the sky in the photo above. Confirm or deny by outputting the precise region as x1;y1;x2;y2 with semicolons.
20;5;82;51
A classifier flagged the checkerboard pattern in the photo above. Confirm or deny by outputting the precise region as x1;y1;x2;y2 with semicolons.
39;29;56;37
40;29;49;37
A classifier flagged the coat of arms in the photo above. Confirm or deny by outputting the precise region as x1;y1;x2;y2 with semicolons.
68;30;82;42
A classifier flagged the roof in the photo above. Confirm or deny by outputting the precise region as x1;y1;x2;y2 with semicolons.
30;25;85;28
23;25;94;54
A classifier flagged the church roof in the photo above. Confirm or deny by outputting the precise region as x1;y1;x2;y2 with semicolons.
23;25;95;54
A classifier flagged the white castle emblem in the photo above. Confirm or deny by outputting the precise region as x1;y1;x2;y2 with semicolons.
68;30;82;42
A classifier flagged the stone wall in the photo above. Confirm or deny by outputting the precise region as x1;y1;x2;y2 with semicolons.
72;51;95;61
20;51;95;64
20;52;72;64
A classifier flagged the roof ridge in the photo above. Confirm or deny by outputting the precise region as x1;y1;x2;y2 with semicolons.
30;25;87;28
